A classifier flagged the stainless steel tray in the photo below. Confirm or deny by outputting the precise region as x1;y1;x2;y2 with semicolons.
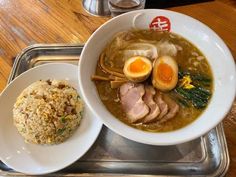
0;44;229;176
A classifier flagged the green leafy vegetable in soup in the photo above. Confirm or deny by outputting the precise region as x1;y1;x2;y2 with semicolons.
92;30;213;132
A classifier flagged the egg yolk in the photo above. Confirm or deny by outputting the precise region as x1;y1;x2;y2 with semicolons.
157;63;173;83
129;58;148;73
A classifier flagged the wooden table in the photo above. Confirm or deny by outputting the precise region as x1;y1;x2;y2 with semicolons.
0;0;235;176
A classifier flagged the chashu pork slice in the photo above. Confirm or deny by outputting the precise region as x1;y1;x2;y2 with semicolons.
159;96;179;123
154;92;169;121
120;82;149;123
120;82;134;97
142;85;160;123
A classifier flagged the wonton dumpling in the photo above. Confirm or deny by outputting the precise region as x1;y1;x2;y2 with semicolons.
156;41;177;57
123;43;158;60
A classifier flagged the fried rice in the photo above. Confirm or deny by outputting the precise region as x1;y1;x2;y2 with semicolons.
13;79;83;145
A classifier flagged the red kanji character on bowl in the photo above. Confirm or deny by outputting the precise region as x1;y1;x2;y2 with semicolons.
149;16;171;32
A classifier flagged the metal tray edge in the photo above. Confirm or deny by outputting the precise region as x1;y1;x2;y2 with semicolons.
216;124;230;177
8;43;84;83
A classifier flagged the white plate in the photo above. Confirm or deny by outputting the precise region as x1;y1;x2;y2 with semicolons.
0;63;102;175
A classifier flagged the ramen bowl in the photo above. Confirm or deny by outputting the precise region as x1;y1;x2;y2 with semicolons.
79;9;236;145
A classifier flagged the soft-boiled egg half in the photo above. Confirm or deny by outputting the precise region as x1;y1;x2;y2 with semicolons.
123;56;152;82
152;56;178;91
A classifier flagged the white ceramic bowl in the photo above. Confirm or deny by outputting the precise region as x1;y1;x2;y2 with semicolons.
0;63;102;174
79;9;236;145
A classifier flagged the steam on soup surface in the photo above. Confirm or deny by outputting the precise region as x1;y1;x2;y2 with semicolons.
92;30;213;132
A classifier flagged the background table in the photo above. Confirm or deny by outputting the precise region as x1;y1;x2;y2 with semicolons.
0;0;235;176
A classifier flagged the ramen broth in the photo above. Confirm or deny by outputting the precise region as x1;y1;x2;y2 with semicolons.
94;30;213;132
